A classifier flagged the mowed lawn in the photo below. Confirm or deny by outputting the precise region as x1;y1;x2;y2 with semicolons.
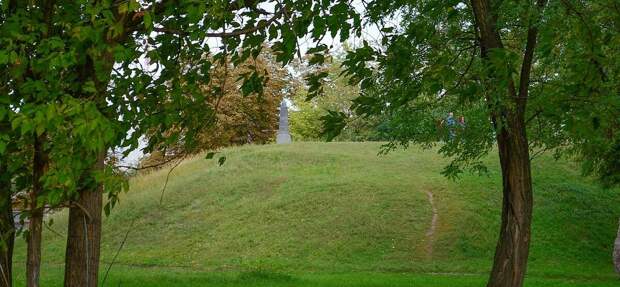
11;142;620;286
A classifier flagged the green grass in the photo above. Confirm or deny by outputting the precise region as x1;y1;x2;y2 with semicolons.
12;142;620;286
11;267;620;287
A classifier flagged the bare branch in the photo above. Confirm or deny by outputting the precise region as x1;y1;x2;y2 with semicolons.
44;220;65;238
115;154;180;171
159;159;184;205
101;219;135;287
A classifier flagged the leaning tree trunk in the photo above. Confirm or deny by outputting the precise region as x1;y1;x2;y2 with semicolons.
614;218;620;275
469;0;544;286
0;161;14;287
487;114;533;287
64;153;104;287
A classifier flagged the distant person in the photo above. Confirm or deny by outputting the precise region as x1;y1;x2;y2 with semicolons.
444;112;456;140
458;116;465;127
444;112;455;126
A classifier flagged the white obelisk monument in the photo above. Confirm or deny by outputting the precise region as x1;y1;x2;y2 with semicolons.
276;100;292;144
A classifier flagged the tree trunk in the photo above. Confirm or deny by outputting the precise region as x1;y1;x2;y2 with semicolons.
0;161;14;287
487;115;533;287
25;213;42;287
26;135;47;287
63;188;102;287
469;1;544;286
26;213;42;287
614;217;620;276
63;153;103;287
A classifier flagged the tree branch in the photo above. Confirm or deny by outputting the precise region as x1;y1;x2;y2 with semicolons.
559;0;608;81
518;0;548;105
125;0;278;38
101;219;135;287
159;159;184;205
115;153;182;171
152;8;284;38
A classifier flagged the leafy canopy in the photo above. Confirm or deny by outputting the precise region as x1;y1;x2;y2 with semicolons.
0;0;360;212
324;0;620;182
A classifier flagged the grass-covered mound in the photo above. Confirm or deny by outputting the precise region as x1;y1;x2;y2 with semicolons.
13;142;620;286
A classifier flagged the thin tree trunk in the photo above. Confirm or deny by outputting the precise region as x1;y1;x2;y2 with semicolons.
614;217;620;275
0;3;19;286
26;212;42;287
0;160;14;287
63;152;103;287
26;214;43;287
26;135;47;287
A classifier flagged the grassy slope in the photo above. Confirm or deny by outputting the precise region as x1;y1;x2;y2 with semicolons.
13;142;620;286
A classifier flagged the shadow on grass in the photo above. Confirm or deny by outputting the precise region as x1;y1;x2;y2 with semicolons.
236;269;297;283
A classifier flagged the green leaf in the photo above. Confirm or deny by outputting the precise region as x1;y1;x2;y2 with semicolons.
240;72;264;96
104;202;111;217
0;51;8;65
83;81;97;94
144;12;153;30
321;110;347;141
205;152;215;159
308;53;325;65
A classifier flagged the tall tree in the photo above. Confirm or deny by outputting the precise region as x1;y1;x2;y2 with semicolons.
1;1;55;286
468;1;546;285
321;1;620;287
26;135;47;287
1;1;358;286
0;59;14;287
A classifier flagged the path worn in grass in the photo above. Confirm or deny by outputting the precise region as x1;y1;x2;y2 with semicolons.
424;189;439;257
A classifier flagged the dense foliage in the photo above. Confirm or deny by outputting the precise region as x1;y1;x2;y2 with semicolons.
1;1;618;287
319;1;619;286
141;51;292;169
326;1;620;181
0;1;360;286
290;58;386;141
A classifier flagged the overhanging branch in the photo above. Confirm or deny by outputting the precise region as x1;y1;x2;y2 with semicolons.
152;8;285;38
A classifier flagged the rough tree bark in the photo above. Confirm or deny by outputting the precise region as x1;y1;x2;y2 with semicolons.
63;18;115;284
63;153;104;287
614;217;620;275
26;135;47;287
470;0;545;286
0;160;14;287
488;117;533;287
